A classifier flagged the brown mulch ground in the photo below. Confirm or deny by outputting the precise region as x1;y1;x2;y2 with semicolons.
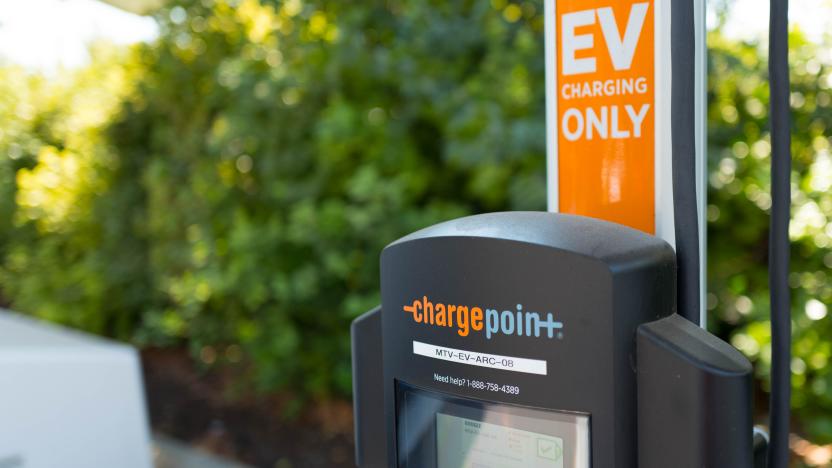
141;348;355;468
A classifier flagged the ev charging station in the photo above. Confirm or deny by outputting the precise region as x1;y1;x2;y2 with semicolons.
352;1;793;467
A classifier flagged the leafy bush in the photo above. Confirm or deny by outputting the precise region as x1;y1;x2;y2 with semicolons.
1;0;547;397
0;45;151;337
707;30;832;441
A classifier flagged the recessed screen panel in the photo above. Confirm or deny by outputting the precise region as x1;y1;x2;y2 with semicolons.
396;381;590;468
437;413;566;468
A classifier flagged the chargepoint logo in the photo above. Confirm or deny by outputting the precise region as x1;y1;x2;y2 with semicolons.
403;296;564;340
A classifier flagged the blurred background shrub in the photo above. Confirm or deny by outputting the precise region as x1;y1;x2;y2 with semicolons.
1;0;549;399
0;0;830;452
708;29;832;442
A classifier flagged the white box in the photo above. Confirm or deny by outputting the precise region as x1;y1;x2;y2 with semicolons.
0;311;152;468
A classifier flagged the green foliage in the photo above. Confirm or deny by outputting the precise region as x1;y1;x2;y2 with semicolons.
0;0;830;445
707;30;832;441
0;0;546;397
0;45;154;336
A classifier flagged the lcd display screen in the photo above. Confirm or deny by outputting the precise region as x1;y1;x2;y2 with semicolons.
396;382;590;468
437;413;566;468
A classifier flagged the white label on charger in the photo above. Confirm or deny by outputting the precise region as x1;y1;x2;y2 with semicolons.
412;341;547;375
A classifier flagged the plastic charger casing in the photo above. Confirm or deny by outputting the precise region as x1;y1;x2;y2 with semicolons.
355;212;676;467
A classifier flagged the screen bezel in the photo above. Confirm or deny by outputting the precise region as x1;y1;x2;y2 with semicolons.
395;381;590;468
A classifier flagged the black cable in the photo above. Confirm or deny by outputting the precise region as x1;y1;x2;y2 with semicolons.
670;0;701;325
768;0;792;466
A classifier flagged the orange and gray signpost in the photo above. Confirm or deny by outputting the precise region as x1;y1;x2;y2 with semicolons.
544;0;707;324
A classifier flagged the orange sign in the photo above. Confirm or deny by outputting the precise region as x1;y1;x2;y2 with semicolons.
555;0;655;233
